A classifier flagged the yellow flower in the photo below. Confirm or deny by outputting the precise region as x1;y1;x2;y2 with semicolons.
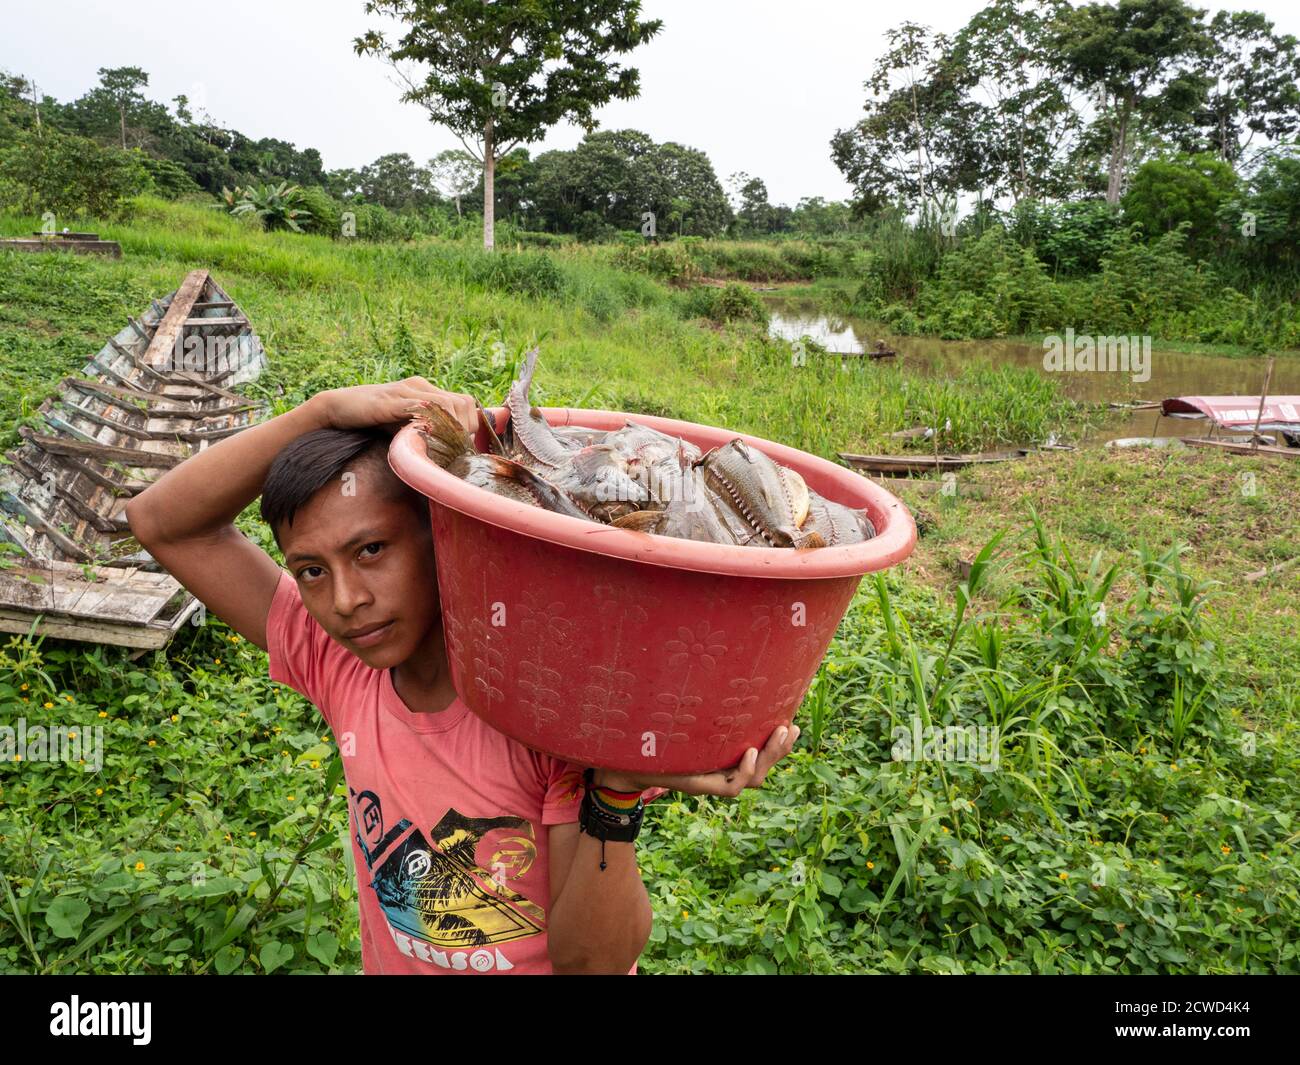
64;695;73;702
95;788;103;796
98;711;108;718
1139;746;1146;754
1001;835;1010;841
43;701;53;709
1059;872;1069;880
281;750;289;757
134;861;145;871
67;731;76;739
171;714;179;722
20;683;27;690
148;740;156;747
940;826;949;833
249;830;257;838
866;861;874;869
175;846;182;852
224;834;232;842
14;754;22;762
1170;763;1179;771
287;795;295;802
311;760;320;770
215;658;222;665
321;736;330;744
1221;845;1231;854
681;910;689;919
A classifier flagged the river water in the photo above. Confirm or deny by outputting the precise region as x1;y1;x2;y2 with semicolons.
765;296;1300;443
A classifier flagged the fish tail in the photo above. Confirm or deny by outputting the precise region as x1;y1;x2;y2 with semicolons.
414;400;473;468
611;510;663;532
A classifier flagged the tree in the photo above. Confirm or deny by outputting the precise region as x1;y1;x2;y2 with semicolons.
1184;11;1300;162
92;66;151;149
1049;0;1215;205
526;129;729;237
429;148;479;216
830;22;962;216
355;152;435;210
727;172;776;235
355;0;662;250
944;0;1085;204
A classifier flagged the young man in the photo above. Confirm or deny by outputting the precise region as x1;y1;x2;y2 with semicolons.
125;377;798;975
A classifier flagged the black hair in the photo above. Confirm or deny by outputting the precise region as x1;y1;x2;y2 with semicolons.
260;426;429;548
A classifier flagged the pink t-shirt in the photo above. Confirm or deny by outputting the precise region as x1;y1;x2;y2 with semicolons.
265;570;666;975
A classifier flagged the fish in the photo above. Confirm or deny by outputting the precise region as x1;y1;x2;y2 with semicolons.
698;439;825;548
611;443;743;545
413;350;877;549
412;399;592;521
802;489;877;545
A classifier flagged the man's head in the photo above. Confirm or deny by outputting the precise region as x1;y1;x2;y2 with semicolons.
260;427;439;670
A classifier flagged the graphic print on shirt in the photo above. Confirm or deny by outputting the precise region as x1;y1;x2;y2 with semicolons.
350;786;546;953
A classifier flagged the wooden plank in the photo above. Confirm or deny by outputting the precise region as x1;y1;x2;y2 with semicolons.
141;269;209;371
5;452;123;534
18;427;182;468
184;316;245;327
0;494;94;560
0;239;121;258
62;377;261;421
11;447;134;496
0;606;187;649
191;300;235;310
1181;438;1300;459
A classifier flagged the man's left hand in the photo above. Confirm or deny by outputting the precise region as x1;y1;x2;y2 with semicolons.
591;724;801;798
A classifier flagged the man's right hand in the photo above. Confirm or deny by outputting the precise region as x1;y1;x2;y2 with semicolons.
318;377;478;435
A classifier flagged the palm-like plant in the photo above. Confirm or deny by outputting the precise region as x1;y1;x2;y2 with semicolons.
229;181;313;232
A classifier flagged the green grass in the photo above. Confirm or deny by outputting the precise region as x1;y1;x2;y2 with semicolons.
1;196;1297;974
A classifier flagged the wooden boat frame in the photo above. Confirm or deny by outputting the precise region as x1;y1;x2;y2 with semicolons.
0;269;268;648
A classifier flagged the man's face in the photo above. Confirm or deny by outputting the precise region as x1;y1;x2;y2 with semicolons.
278;459;439;670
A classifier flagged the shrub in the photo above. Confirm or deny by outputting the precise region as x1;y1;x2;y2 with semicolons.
676;281;767;325
612;241;701;285
294;186;343;237
139;155;201;200
915;228;1063;338
228;182;313;233
0;128;148;220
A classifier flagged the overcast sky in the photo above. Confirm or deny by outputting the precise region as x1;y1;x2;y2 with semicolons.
5;1;1299;205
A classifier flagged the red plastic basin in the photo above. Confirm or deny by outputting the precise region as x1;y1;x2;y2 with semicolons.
388;407;916;774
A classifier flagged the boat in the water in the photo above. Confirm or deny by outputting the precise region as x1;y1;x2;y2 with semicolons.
0;269;268;648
